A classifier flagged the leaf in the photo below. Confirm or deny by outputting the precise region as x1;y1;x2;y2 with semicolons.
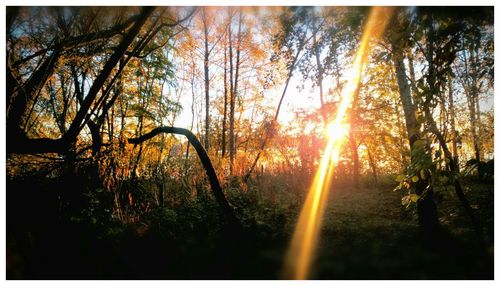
440;176;449;184
416;115;426;124
396;174;406;182
410;194;420;203
411;176;419;183
412;139;426;152
420;169;427;180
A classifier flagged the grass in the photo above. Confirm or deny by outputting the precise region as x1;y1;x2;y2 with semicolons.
312;178;493;279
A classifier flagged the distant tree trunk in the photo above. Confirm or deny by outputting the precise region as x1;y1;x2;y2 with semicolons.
366;146;378;182
312;23;327;124
462;49;481;165
349;81;362;188
348;133;360;188
244;31;308;181
185;56;197;173
447;74;459;171
228;13;235;174
472;40;483;163
203;9;210;150
221;37;228;157
229;9;242;175
391;36;439;236
467;90;480;163
131;86;146;180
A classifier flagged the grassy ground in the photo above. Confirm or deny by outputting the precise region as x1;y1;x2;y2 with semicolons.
312;179;493;279
6;174;494;279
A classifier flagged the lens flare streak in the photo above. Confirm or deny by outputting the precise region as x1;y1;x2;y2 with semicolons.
284;7;394;280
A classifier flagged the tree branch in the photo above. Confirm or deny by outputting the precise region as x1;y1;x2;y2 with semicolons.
128;126;240;229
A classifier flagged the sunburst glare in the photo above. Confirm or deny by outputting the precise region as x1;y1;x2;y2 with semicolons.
283;6;394;280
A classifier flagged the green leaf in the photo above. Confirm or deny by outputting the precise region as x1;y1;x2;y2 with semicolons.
414;139;425;149
420;169;427;180
440;176;449;184
410;194;420;202
411;176;419;183
396;174;406;182
416;115;426;124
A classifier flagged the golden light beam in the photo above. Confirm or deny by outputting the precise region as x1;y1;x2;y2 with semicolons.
283;7;394;280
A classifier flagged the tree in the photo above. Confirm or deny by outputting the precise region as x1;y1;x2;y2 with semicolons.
6;7;165;154
390;6;493;242
388;9;439;236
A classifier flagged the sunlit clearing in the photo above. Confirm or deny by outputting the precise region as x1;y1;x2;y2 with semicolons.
283;7;394;280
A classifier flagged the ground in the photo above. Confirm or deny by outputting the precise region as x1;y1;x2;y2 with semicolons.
6;175;494;279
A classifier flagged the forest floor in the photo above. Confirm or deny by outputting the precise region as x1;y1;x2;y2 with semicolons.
312;179;494;279
6;174;494;279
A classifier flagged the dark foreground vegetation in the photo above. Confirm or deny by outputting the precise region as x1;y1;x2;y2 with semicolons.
7;170;493;279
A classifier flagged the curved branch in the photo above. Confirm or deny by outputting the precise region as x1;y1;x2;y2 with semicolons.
128;126;240;229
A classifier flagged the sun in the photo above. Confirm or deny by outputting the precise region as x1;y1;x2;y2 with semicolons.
284;6;394;280
325;122;349;143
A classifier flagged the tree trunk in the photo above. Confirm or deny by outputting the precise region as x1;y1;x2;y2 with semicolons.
228;14;235;174
448;74;459;171
229;10;242;175
391;37;439;236
312;24;327;124
349;132;360;188
366;146;378;182
221;36;228;157
422;19;484;244
462;49;481;166
203;9;210;150
423;103;484;245
244;31;307;181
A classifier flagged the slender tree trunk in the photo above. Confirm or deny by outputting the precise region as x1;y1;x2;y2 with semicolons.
472;42;483;162
462;49;481;165
244;32;307;181
366;146;378;182
423;103;484;245
221;37;228;157
391;37;439;236
228;13;235;174
349;133;360;188
312;25;327;124
349;81;362;188
448;74;459;171
228;10;242;175
183;57;197;176
203;10;210;150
